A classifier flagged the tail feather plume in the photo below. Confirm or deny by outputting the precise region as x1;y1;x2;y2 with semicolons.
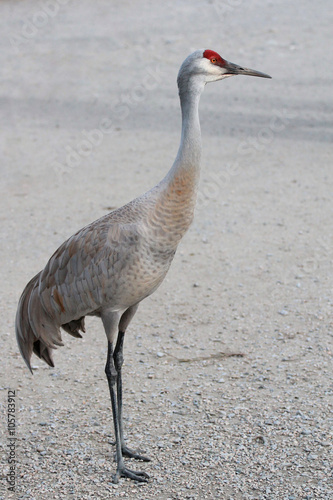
15;274;39;374
15;272;61;373
33;339;55;368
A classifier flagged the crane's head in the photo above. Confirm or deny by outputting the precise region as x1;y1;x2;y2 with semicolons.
178;49;271;92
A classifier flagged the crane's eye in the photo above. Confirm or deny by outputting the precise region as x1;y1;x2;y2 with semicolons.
211;58;217;64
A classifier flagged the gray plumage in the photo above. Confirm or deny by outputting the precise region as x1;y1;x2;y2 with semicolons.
15;49;270;482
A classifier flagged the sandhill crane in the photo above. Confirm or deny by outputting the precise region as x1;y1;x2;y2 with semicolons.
16;49;271;483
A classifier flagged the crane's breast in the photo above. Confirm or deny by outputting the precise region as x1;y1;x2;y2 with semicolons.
103;222;177;308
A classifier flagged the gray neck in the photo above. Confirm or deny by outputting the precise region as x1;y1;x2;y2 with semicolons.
149;75;205;245
165;77;204;183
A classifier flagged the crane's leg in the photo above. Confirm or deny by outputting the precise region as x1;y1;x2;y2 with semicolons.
105;340;149;483
113;330;151;462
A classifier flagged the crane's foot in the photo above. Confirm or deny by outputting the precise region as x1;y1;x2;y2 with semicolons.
111;442;151;462
122;445;151;462
113;465;149;483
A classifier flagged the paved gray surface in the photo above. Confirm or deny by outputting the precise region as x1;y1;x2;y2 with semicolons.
1;1;332;498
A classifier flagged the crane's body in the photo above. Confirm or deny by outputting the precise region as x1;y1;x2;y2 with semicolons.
16;49;270;482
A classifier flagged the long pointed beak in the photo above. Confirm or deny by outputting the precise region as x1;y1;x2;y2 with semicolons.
224;60;272;79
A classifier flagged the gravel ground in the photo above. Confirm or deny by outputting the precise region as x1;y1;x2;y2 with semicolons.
1;1;332;499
